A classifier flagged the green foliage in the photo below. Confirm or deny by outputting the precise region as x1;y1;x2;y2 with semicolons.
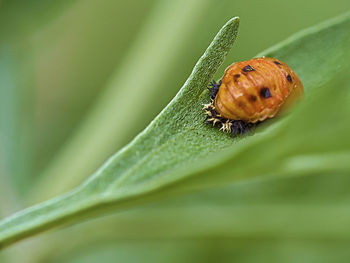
0;16;240;248
1;10;350;256
1;1;350;262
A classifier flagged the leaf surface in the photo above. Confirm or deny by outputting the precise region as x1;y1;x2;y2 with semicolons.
1;12;350;249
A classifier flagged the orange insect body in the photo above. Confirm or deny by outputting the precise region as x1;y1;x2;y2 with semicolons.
214;57;304;123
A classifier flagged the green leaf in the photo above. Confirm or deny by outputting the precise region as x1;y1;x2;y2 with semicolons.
1;11;350;250
0;16;240;248
27;172;350;263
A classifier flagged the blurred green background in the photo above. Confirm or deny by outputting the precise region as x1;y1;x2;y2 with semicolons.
0;0;349;262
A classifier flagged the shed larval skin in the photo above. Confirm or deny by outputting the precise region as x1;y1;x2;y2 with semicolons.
214;57;304;123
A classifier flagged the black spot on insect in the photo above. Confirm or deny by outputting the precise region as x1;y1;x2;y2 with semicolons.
208;80;222;99
249;95;257;102
242;65;254;73
233;74;241;80
274;61;282;65
260;87;271;98
286;74;292;83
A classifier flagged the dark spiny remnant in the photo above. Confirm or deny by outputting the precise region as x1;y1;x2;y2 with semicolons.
204;99;256;135
286;74;292;83
204;79;257;136
231;120;256;135
231;120;246;135
208;80;222;99
205;103;226;126
207;104;218;118
274;61;282;65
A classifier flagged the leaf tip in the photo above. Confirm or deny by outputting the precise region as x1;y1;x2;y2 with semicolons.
226;16;240;28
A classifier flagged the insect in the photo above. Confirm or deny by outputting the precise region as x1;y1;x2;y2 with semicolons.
203;57;304;134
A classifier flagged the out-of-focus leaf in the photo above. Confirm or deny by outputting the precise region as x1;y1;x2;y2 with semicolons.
44;239;350;263
0;44;36;263
0;44;35;199
27;0;157;184
24;172;350;263
30;0;211;202
1;11;350;249
0;1;77;36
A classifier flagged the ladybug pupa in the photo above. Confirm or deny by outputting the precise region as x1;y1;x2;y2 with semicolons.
203;57;304;134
